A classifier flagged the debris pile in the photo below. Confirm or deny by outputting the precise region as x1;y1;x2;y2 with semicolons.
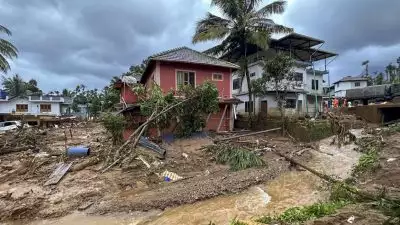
0;128;45;155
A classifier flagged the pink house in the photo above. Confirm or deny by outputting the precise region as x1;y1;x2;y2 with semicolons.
116;47;240;138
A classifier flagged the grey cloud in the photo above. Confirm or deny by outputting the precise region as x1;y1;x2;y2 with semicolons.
282;0;400;81
284;0;400;52
0;0;209;91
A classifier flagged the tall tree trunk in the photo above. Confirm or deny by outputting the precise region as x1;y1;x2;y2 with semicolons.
241;40;253;127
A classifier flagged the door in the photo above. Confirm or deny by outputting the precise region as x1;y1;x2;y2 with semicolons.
261;101;268;114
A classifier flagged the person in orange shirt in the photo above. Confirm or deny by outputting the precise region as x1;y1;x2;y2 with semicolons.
333;98;339;108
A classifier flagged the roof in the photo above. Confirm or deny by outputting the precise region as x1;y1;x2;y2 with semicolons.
273;32;324;48
141;47;240;83
212;32;337;63
150;47;240;69
333;76;369;84
121;75;137;84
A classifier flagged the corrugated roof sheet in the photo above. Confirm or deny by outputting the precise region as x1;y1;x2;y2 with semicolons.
150;47;240;69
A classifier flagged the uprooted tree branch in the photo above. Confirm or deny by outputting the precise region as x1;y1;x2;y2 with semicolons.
100;81;220;171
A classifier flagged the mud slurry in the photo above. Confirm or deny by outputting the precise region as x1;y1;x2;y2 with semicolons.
0;124;293;224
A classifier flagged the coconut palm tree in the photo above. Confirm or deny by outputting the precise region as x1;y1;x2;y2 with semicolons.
0;25;18;73
2;74;26;97
193;0;293;116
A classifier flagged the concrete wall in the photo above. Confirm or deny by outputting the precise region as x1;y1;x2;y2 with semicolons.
159;61;232;98
0;97;61;116
305;72;324;95
334;80;368;97
235;92;301;117
232;61;307;95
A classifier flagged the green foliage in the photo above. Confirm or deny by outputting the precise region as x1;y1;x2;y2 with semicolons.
353;150;380;175
229;218;248;225
205;143;265;171
252;53;295;124
134;81;219;138
133;84;176;129
0;25;18;73
2;75;43;97
1;74;42;97
256;201;349;224
375;72;384;85
193;0;292;116
2;74;26;97
122;59;148;79
353;135;382;176
100;113;126;145
329;183;359;203
175;82;219;137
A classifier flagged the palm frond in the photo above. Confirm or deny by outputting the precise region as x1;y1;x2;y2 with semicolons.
244;0;263;13
265;24;293;34
0;54;11;73
248;30;270;50
0;39;18;58
257;0;287;17
251;18;293;34
0;25;12;36
203;34;240;58
211;0;240;20
192;13;231;43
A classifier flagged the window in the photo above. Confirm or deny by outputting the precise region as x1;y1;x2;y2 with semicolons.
16;104;28;112
212;73;223;81
40;104;51;112
336;83;339;88
176;71;195;87
245;101;254;113
355;82;360;87
233;78;241;90
311;79;319;90
285;99;296;108
250;72;256;77
294;72;303;82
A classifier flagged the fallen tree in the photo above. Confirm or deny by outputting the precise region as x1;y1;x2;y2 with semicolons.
101;82;220;172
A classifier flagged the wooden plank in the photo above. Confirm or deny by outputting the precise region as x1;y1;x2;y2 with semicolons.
214;127;281;142
45;162;73;186
217;104;228;132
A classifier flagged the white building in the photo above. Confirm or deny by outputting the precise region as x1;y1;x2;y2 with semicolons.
333;76;369;97
0;95;66;116
227;33;337;117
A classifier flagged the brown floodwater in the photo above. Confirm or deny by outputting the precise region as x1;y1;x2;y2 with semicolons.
23;135;361;225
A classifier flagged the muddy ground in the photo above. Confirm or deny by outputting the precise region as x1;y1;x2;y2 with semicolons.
0;122;307;223
306;129;400;225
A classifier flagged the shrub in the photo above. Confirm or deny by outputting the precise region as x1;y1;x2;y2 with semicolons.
205;144;265;171
352;150;380;175
256;201;349;224
100;112;126;145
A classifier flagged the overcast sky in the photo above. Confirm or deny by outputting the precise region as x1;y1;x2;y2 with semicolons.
1;0;400;92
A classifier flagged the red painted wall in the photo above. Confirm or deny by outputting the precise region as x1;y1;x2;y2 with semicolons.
158;62;231;98
120;85;137;104
205;104;231;131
